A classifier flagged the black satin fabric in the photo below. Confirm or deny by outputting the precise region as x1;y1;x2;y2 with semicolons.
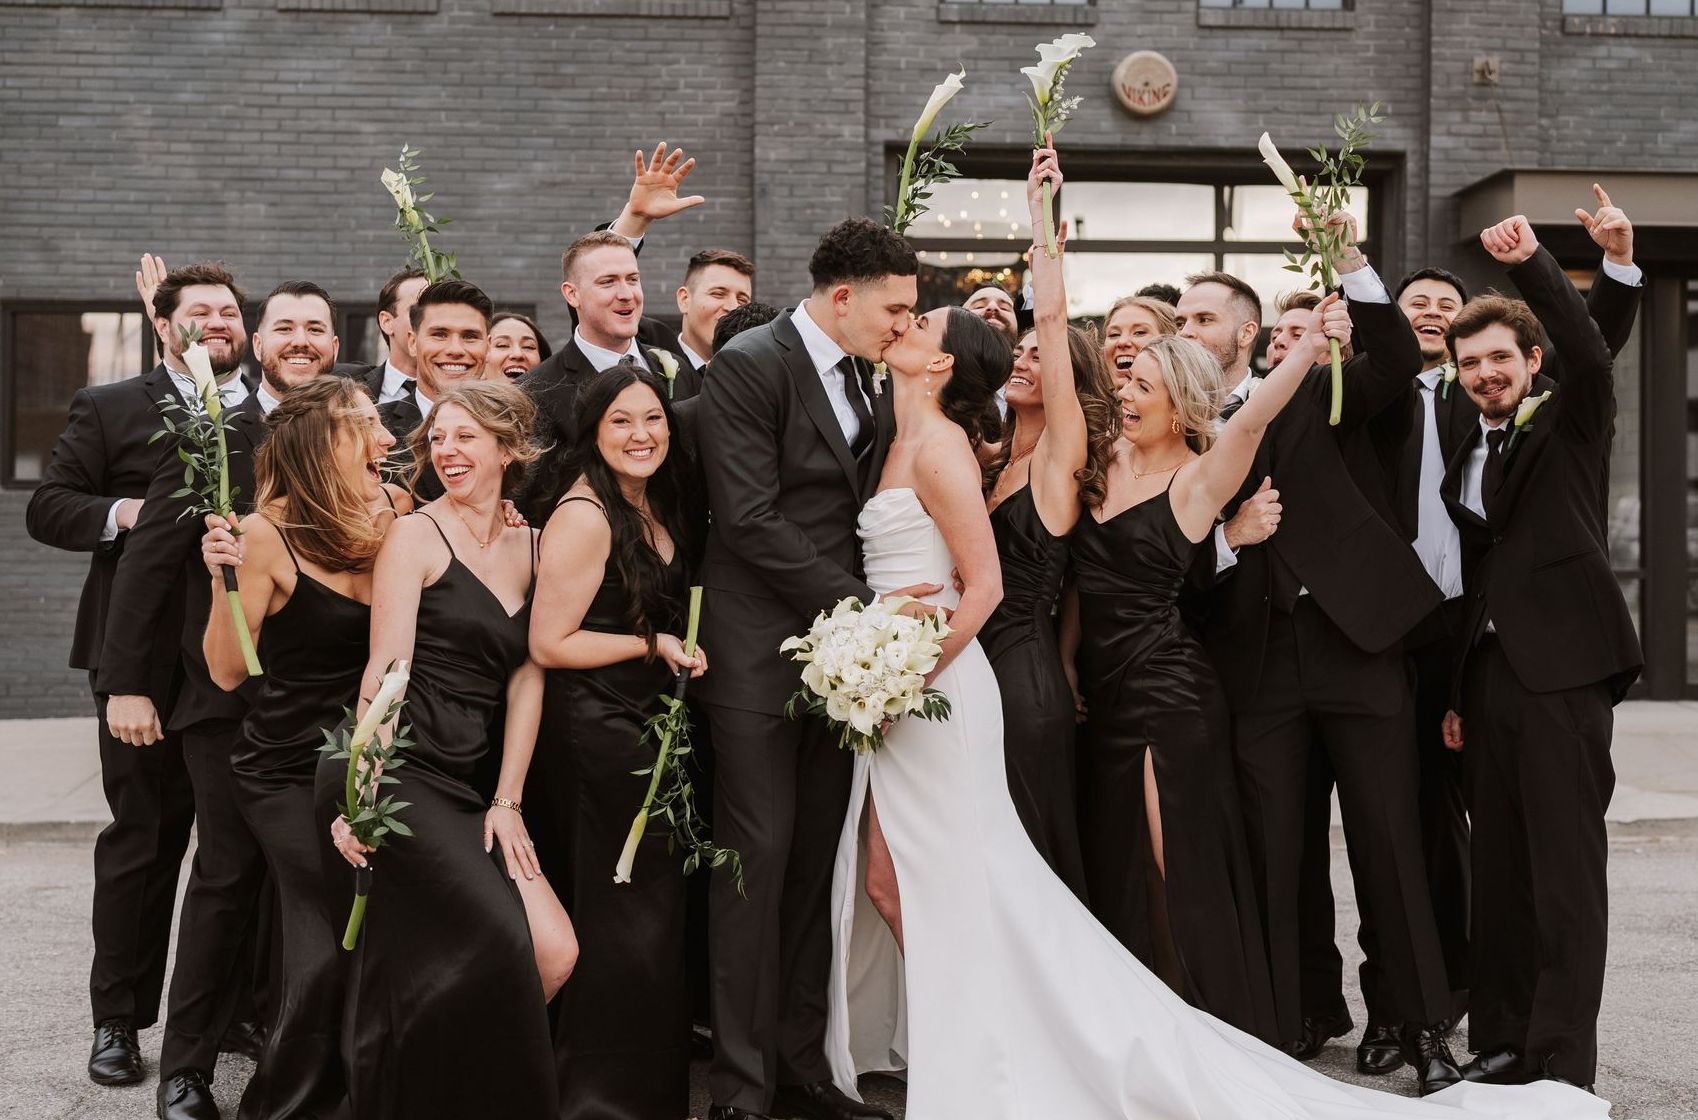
231;558;368;1120
314;514;556;1120
977;485;1088;900
1070;488;1280;1045
537;499;690;1120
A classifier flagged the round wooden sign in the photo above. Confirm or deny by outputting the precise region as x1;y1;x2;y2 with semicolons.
1113;50;1178;118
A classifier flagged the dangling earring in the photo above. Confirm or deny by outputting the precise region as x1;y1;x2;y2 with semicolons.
1170;417;1181;436
923;373;934;397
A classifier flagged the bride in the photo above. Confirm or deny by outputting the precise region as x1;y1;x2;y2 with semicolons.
821;148;1608;1120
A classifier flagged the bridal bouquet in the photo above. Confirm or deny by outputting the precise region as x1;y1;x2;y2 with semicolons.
320;662;414;950
152;323;261;677
782;596;953;754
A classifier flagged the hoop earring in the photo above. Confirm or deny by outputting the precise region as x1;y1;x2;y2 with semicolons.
1170;417;1181;436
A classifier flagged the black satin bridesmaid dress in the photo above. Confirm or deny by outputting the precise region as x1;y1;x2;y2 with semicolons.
977;483;1089;900
1069;481;1280;1045
231;531;368;1120
535;494;691;1120
315;513;556;1120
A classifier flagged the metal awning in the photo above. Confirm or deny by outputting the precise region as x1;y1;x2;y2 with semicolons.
1455;169;1698;263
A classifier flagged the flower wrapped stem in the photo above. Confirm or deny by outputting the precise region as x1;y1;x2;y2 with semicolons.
615;588;745;894
1021;34;1094;258
320;662;414;949
1264;102;1385;426
152;324;261;676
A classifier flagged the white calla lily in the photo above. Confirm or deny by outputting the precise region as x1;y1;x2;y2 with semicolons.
182;340;220;416
913;67;966;142
613;808;647;884
380;166;415;212
1514;389;1552;429
1258;132;1304;199
351;663;411;750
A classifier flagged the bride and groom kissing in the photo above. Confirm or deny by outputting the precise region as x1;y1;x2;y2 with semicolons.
690;154;1603;1120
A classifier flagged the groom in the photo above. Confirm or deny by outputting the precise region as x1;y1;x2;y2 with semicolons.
696;218;933;1120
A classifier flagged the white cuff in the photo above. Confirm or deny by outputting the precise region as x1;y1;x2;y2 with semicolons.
1339;263;1391;304
1213;523;1239;575
1600;256;1643;288
625;232;644;252
100;499;125;542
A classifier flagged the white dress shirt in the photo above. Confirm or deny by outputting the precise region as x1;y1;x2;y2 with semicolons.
1600;257;1644;289
792;300;869;446
573;326;648;373
1413;367;1464;600
1461;415;1509;523
378;360;413;405
679;340;709;373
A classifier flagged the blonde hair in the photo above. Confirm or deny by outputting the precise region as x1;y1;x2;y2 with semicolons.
1104;294;1178;339
1134;335;1227;454
253;378;387;573
407;379;542;497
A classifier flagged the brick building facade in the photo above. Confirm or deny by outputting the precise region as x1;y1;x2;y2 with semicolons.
4;0;1698;715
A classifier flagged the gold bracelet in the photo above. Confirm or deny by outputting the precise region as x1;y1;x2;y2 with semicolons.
490;796;522;814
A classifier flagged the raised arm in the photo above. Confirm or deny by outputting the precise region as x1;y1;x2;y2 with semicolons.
1171;295;1350;543
699;344;872;613
1574;183;1642;358
1025;141;1089;535
914;426;1002;674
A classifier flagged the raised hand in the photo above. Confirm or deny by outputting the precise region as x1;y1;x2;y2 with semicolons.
613;142;706;238
1574;183;1633;267
1293;206;1365;273
1027;138;1061;227
1480;215;1539;266
135;253;167;313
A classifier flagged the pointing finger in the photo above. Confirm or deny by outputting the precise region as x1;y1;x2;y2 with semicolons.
1594;182;1613;210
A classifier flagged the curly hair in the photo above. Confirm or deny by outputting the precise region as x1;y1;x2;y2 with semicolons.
992;323;1122;510
808;217;918;290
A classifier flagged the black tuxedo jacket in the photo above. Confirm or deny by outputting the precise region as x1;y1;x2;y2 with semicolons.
96;395;267;726
1376;262;1642;545
25;364;189;683
1199;297;1440;713
336;361;386;400
694;309;894;715
378;394;442;501
1440;248;1642;702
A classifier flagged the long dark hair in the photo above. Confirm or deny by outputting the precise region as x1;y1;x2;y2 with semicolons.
564;360;701;652
938;307;1013;447
989;323;1122;510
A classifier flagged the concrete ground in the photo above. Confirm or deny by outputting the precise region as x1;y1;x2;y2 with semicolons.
2;708;1696;1119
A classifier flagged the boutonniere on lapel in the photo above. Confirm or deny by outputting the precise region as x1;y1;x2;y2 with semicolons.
871;361;889;397
1505;389;1552;456
650;349;679;399
1438;361;1457;401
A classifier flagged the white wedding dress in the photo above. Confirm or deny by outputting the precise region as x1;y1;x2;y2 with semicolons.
824;487;1607;1120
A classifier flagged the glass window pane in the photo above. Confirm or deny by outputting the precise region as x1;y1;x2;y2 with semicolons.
1564;0;1605;11
1059;252;1216;320
1225;184;1369;242
9;310;144;482
1648;0;1691;13
1060;182;1215;243
1221;253;1318;326
915;250;1027;315
1605;0;1649;13
903;178;1031;244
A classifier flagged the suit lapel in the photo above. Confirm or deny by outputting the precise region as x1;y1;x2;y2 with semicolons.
774;314;860;491
1490;375;1557;521
1440;422;1488;533
142;363;185;414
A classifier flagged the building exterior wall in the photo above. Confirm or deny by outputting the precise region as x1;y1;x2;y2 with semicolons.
4;0;1697;716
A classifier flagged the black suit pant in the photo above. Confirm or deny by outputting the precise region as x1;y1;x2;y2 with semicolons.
1231;600;1449;1045
704;703;852;1114
89;678;196;1028
158;717;270;1078
1462;638;1612;1085
1297;613;1472;1027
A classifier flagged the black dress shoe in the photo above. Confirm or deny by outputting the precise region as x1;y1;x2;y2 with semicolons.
218;1019;265;1062
1402;1026;1463;1097
1534;1072;1595;1094
1461;1044;1528;1085
1282;1011;1353;1061
88;1019;143;1086
708;1107;770;1120
1355;1022;1406;1075
771;1079;893;1120
157;1069;221;1120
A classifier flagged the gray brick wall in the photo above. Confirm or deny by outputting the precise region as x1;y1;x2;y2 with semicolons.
4;0;1696;715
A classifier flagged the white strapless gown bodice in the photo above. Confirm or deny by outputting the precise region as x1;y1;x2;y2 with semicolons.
824;487;1608;1120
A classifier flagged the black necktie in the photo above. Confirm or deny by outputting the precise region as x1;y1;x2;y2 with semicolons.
839;357;874;459
400;378;417;398
1483;428;1508;516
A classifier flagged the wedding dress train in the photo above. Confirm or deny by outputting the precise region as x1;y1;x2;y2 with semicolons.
823;486;1606;1120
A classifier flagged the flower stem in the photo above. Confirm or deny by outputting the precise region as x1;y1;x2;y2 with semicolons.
1041;178;1058;259
212;412;262;675
417;228;440;283
893;137;920;236
341;866;371;951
